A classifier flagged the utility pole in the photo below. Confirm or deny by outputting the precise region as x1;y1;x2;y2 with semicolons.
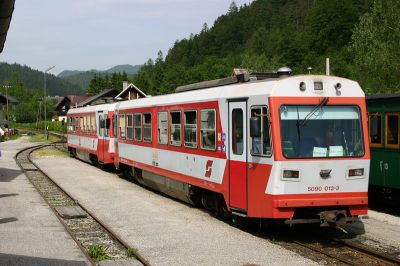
3;84;10;125
44;65;55;139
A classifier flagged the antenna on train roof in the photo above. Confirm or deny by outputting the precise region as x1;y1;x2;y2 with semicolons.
175;67;292;93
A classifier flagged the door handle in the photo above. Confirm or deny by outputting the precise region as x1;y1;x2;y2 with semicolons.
384;162;389;170
248;163;253;169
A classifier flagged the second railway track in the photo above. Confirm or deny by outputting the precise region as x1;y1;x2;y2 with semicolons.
15;142;150;266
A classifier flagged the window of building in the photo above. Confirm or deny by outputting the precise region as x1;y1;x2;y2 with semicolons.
170;111;181;146
134;113;142;141
250;106;272;156
144;113;152;142
158;111;168;144
119;114;126;139
127;114;133;140
369;113;382;146
200;109;216;150
386;113;399;147
184;110;197;148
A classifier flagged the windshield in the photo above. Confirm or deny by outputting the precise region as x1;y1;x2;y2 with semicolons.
280;105;364;158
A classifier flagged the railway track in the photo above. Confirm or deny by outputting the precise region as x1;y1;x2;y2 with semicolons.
289;230;400;266
14;131;400;265
15;142;150;266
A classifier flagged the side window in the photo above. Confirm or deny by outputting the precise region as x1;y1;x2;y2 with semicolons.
92;115;96;134
369;113;382;146
75;116;78;132
158;111;168;145
134;113;142;141
232;109;243;155
250;106;272;156
80;117;83;133
119;114;126;139
184;110;197;148
68;117;74;132
98;115;103;136
170;111;181;146
113;115;117;137
104;114;110;137
144;113;152;142
200;109;216;150
127;114;133;140
386;113;399;147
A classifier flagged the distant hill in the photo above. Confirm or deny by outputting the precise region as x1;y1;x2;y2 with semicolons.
0;62;84;96
58;64;141;91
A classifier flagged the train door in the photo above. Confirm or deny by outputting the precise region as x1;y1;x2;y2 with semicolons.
228;100;248;212
98;111;105;162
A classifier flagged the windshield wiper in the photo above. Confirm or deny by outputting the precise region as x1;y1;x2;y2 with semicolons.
298;97;329;128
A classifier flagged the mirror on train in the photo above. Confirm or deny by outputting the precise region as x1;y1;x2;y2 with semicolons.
250;117;261;138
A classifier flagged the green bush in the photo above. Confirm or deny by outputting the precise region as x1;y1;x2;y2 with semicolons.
13;121;67;134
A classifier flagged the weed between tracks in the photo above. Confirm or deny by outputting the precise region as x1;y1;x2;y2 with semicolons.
88;244;111;261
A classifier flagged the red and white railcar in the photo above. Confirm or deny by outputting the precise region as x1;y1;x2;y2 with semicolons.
67;103;116;165
111;74;370;226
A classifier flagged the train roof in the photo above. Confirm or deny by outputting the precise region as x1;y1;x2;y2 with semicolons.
67;75;364;114
67;102;117;114
116;75;364;110
366;93;400;101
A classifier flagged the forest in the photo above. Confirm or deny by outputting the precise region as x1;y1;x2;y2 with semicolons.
0;62;82;96
129;0;399;96
2;0;399;124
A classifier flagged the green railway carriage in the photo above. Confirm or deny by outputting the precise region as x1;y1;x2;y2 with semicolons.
367;94;400;203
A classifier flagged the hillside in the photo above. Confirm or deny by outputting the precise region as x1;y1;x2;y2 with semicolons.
0;62;84;96
58;64;141;91
130;0;380;96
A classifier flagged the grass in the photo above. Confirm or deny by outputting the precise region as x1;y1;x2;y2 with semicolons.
30;133;59;143
88;244;111;261
126;247;137;258
1;133;21;141
34;147;68;157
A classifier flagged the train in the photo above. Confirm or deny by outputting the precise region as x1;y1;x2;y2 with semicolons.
367;94;400;206
67;70;370;227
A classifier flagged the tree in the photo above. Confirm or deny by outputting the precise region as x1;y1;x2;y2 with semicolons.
228;1;238;13
350;0;400;92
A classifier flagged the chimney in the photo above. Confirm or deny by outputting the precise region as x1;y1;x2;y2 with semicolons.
122;81;128;90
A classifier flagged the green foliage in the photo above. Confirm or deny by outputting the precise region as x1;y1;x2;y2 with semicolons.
88;72;127;95
130;0;377;95
350;0;400;93
125;247;137;258
14;121;67;134
88;244;110;261
0;62;83;96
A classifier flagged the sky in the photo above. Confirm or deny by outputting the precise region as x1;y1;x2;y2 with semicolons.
0;0;253;75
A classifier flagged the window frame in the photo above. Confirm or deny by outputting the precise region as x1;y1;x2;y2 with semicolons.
134;113;142;141
368;112;382;148
118;114;126;139
126;113;134;141
143;112;152;143
200;108;216;151
170;110;182;147
250;105;272;157
158;111;168;145
184;109;198;149
385;112;400;148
